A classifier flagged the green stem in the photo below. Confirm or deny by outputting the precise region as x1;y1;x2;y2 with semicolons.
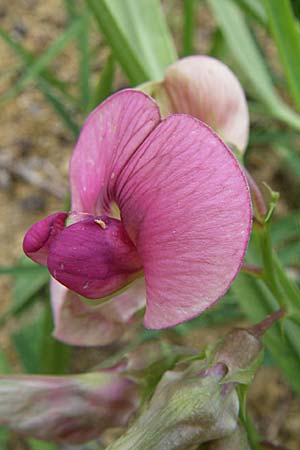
182;0;197;56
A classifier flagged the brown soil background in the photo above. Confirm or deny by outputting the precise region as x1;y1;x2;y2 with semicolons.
0;1;299;449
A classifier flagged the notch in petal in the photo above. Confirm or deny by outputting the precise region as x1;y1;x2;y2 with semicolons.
23;212;68;266
48;216;142;299
164;56;249;151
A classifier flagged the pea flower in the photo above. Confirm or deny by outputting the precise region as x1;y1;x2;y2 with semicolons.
23;89;251;337
143;55;249;152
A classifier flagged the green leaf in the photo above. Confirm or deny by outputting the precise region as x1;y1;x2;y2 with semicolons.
234;0;268;26
12;314;44;373
12;301;71;375
0;258;49;327
264;0;300;110
89;53;115;110
37;78;79;137
12;258;49;311
87;0;177;84
38;301;72;375
78;14;91;111
207;0;300;130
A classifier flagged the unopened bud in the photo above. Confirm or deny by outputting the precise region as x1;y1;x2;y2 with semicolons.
107;360;239;450
0;369;139;444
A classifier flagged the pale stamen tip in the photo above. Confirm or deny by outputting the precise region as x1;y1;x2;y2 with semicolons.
94;219;107;229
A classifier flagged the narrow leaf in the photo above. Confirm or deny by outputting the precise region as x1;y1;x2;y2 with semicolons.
37;78;79;137
208;0;300;130
89;53;115;110
182;0;197;56
234;0;268;26
87;0;148;84
106;0;177;79
264;0;300;110
79;18;91;110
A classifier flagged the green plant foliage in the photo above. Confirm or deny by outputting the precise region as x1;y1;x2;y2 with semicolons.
208;0;300;130
264;0;300;111
87;0;177;84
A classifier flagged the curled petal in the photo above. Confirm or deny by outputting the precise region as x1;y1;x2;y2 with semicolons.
51;278;146;346
116;115;251;329
164;56;249;151
70;89;161;214
47;216;142;299
23;212;68;266
0;372;140;444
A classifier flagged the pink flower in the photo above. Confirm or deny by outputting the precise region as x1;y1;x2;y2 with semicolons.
146;56;249;152
24;89;251;337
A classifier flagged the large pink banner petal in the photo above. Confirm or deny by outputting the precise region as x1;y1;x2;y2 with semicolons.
116;115;251;329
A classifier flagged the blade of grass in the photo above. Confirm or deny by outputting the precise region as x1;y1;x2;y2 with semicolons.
0;26;77;105
78;14;91;111
87;0;177;83
87;0;148;84
0;16;85;102
37;78;79;137
106;0;177;79
89;53;115;110
234;0;268;26
264;0;300;111
207;0;300;130
182;0;197;56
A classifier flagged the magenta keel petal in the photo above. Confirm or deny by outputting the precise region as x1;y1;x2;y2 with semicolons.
23;212;68;266
116;114;252;329
47;216;142;299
